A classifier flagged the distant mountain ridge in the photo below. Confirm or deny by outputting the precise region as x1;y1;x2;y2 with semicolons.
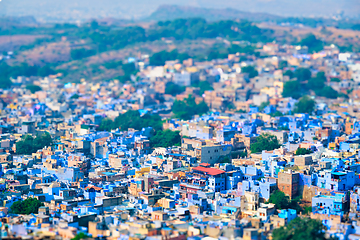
1;0;359;23
145;5;283;22
0;16;38;29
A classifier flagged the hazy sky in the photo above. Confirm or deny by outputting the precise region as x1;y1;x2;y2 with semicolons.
0;0;359;21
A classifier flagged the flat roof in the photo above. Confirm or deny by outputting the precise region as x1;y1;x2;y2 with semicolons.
192;166;225;176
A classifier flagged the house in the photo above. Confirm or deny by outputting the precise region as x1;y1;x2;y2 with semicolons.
278;170;300;199
312;192;349;216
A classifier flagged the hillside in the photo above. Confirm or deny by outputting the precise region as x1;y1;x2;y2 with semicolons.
144;5;282;22
1;0;359;23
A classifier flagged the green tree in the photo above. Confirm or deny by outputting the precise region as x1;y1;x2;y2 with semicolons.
16;132;53;155
11;198;44;214
0;76;12;89
98;118;114;132
149;50;190;66
300;33;324;53
272;217;327;240
37;65;55;77
172;95;209;120
316;86;338;99
295;148;312;155
330;77;341;82
268;190;291;209
294;96;315;114
228;44;255;55
307;73;326;91
242;66;258;78
259;101;270;111
268;190;304;213
283;70;294;79
250;133;281;153
220;156;231;163
116;62;138;83
71;232;91;240
270;111;284;117
282;80;303;99
110;110;162;132
26;84;42;93
279;60;288;69
70;94;80;99
197;81;214;95
150;130;181;148
70;48;96;60
232;150;247;159
294;68;312;81
104;60;123;69
90;20;99;29
165;82;185;96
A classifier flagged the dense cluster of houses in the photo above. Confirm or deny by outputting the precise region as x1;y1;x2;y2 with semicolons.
0;42;360;239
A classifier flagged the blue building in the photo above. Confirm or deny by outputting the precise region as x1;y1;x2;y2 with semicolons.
312;192;349;216
316;170;355;191
278;209;297;223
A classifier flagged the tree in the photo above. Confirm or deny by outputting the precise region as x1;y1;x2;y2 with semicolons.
250;133;281;153
270;111;283;117
98;118;114;132
307;72;330;96
268;190;304;213
294;68;311;82
316;86;338;99
104;60;123;69
116;62;138;83
70;48;96;60
279;60;288;69
72;233;91;240
294;96;315;114
259;101;270;111
330;77;341;82
300;33;324;53
196;81;214;95
90;20;99;29
283;70;294;79
37;65;55;77
0;76;12;89
16;132;53;155
232;150;247;159
149;50;190;66
11;198;44;214
268;190;291;209
220;156;231;163
295;148;312;155
150;130;181;148
26;84;42;93
103;110;162;132
307;77;325;91
272;217;327;240
165;82;185;96
282;80;303;99
172;95;209;120
70;94;80;99
242;66;258;78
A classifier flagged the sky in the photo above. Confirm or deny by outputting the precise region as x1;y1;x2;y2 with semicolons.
0;0;359;22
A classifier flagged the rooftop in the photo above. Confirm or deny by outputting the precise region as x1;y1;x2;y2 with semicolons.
192;166;225;176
